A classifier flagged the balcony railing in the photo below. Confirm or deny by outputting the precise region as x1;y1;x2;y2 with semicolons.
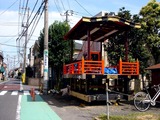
63;57;104;75
119;58;139;75
63;58;139;75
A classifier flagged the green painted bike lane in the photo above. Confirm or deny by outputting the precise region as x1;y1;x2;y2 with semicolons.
20;95;62;120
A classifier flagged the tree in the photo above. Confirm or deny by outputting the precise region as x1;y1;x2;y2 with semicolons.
38;21;71;89
140;0;160;65
105;0;160;75
105;7;151;74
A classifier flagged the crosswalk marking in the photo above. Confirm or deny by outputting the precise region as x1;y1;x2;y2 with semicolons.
23;91;31;95
0;90;40;96
11;91;18;95
0;91;7;95
35;90;40;95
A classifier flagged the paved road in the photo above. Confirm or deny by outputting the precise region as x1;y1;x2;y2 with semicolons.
1;78;160;120
0;78;62;120
0;78;20;120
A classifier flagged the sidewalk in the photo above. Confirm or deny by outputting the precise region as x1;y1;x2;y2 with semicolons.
20;95;62;120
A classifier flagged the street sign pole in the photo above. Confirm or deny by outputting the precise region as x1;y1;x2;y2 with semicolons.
106;83;109;120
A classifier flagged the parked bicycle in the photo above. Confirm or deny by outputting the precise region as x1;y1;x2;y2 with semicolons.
134;84;160;112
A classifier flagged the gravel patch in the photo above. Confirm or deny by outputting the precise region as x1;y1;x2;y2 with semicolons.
41;94;160;120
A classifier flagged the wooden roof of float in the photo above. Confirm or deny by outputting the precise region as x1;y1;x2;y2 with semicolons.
64;15;141;42
146;64;160;70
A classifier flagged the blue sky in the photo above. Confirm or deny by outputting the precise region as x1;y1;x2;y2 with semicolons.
0;0;159;69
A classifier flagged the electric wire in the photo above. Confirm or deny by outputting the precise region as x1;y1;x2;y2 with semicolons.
0;35;17;37
0;42;30;48
74;0;92;16
0;0;19;16
27;0;39;23
53;0;66;21
60;0;66;11
16;1;45;43
1;37;15;44
21;0;29;25
28;4;44;43
54;0;62;13
67;0;71;10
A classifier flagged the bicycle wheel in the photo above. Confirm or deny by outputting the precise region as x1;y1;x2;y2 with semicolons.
134;92;150;112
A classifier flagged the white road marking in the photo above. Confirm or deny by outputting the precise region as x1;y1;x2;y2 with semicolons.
16;95;22;120
23;91;30;95
20;81;23;91
0;91;7;95
4;86;8;88
34;90;40;95
11;91;18;95
0;90;39;96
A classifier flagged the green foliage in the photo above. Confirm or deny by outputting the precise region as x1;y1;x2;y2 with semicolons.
38;29;44;58
48;21;71;66
97;113;160;120
38;21;71;66
105;0;160;74
38;21;71;89
140;0;160;64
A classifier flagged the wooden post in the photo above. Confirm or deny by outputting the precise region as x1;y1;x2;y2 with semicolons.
87;28;91;60
137;59;139;75
32;88;35;101
119;57;122;74
125;31;128;62
102;59;104;74
106;83;109;120
82;56;84;74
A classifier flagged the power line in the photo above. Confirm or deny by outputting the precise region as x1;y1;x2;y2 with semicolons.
16;1;45;43
3;51;17;53
67;0;71;10
27;0;39;23
74;0;92;16
60;0;66;11
28;5;44;43
1;37;15;43
53;0;65;21
0;35;17;37
0;0;19;16
21;0;29;25
0;42;30;48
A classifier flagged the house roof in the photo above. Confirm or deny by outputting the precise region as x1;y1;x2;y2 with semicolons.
64;15;141;42
146;63;160;70
75;42;82;50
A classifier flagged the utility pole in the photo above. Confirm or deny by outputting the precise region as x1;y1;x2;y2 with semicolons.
43;0;49;94
14;56;16;69
62;10;74;23
22;8;29;84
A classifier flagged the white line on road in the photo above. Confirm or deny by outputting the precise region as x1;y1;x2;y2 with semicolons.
11;91;18;95
0;91;7;95
35;90;40;95
20;81;23;91
16;95;22;120
23;91;30;95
